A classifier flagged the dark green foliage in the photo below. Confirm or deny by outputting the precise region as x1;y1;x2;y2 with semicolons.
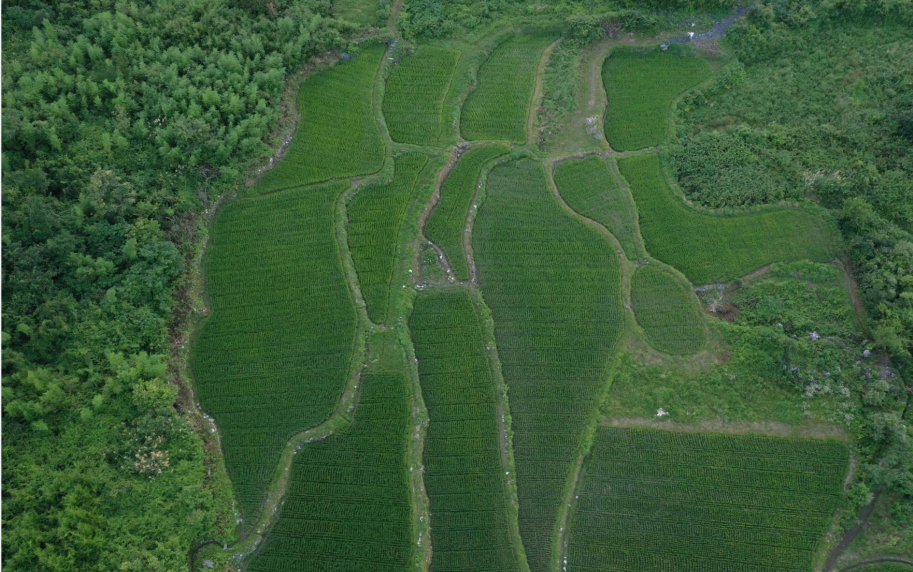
193;181;357;525
473;159;624;572
631;265;706;355
2;1;355;567
401;0;516;39
461;35;556;143
246;369;413;572
410;289;522;572
553;155;645;261
257;46;386;193
602;47;712;151
384;46;461;145
568;427;849;572
348;153;429;323
425;144;510;280
618;153;836;284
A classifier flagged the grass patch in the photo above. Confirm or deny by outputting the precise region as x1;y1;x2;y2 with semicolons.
384;46;460;145
246;368;412;572
348;153;429;323
618;153;835;284
568;427;849;572
425;144;509;280
473;158;624;572
410;289;523;572
193;181;357;525
334;0;381;26
602;47;712;151
631;265;706;355
256;46;385;193
553;155;646;261
461;35;556;143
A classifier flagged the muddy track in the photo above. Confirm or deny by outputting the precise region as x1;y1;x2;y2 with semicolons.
416;145;467;283
528;39;561;146
823;491;882;572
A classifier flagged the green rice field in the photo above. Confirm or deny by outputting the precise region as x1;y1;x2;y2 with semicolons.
192;181;357;525
410;289;522;572
618;153;836;284
602;47;712;151
384;46;460;145
631;265;706;355
567;427;849;572
473;159;624;572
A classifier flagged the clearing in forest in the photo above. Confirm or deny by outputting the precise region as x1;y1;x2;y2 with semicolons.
192;181;357;525
424;144;510;280
602;47;712;151
384;46;461;145
567;427;849;572
334;0;381;26
461;35;556;144
619;153;836;284
472;158;624;572
246;369;413;572
410;289;523;572
631;265;706;355
553;155;646;261
256;45;385;193
348;153;429;323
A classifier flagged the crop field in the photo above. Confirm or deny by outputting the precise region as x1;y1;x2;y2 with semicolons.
384;46;461;145
424;144;510;280
602;47;712;151
410;290;522;572
631;265;706;355
618;153;835;284
255;45;385;193
348;153;429;323
246;369;413;572
473;159;624;572
461;35;555;143
192;181;357;525
553;155;646;261
567;427;849;572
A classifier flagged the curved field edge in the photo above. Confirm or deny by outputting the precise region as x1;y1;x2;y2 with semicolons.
472;158;624;572
190;180;361;529
424;144;511;281
409;288;525;572
254;45;387;194
630;264;708;355
618;153;838;285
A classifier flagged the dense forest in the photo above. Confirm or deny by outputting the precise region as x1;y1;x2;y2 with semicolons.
2;0;912;570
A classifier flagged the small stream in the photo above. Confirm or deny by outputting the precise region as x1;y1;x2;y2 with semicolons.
668;5;752;44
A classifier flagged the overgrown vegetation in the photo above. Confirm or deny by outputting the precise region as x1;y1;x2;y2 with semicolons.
1;1;356;569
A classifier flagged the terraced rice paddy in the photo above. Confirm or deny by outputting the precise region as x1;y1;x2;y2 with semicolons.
192;181;357;525
410;290;522;572
461;35;555;143
553;155;646;261
473;159;624;572
631;265;706;355
603;47;712;151
619;153;835;284
567;427;849;572
424;144;510;280
246;369;413;572
256;45;385;193
384;46;460;145
348;153;429;323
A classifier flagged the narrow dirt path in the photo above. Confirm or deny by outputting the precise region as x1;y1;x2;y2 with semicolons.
388;0;404;36
416;145;466;283
527;39;561;146
824;491;882;572
839;557;913;572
